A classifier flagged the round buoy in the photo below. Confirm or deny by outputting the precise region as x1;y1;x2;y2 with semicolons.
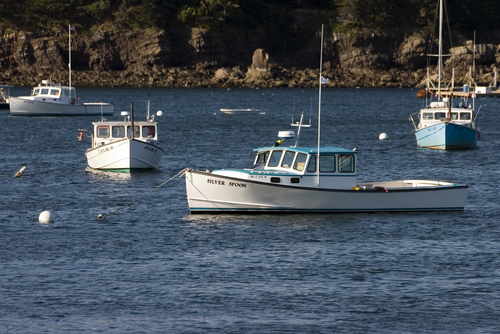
156;110;163;117
98;214;103;219
39;211;54;223
379;133;388;140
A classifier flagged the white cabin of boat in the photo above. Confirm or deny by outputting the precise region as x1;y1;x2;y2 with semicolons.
21;80;77;105
212;146;358;190
416;97;476;129
90;119;159;149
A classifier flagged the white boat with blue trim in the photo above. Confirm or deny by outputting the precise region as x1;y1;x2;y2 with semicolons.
185;129;468;213
185;24;468;213
410;0;479;149
81;103;163;172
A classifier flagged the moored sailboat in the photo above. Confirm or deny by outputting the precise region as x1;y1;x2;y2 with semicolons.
410;0;479;149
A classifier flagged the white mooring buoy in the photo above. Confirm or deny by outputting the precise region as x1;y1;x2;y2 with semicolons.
379;133;388;140
39;211;54;224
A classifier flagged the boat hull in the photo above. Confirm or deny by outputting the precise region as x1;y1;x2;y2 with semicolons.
185;170;468;213
415;122;478;150
85;138;163;172
9;97;113;116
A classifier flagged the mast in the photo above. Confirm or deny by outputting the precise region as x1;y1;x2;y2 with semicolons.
437;0;443;97
68;25;72;91
317;24;324;188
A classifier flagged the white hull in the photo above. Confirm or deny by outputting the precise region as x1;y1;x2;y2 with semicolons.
86;138;163;171
10;97;113;116
185;170;468;213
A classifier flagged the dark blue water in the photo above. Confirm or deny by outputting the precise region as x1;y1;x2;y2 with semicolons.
1;87;499;333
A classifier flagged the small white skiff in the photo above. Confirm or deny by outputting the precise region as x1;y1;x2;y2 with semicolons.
220;108;265;115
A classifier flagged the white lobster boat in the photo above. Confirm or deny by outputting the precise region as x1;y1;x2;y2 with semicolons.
10;80;113;116
185;130;468;213
10;25;113;116
81;103;163;172
184;25;468;213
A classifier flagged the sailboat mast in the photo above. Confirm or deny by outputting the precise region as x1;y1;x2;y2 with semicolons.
317;24;324;188
68;25;72;91
438;0;443;97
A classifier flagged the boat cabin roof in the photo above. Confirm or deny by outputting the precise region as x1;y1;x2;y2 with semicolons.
253;146;357;155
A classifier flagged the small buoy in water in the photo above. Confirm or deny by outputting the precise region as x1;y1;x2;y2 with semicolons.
98;214;103;219
379;133;388;140
39;210;54;223
156;110;163;117
14;166;27;178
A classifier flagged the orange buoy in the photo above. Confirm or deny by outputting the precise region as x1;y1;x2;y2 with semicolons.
416;89;430;98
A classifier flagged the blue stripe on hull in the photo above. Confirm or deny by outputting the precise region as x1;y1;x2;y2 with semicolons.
415;123;478;150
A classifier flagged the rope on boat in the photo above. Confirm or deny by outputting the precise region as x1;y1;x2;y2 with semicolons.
97;168;189;220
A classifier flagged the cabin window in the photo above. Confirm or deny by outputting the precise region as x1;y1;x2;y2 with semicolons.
281;151;296;168
290;178;300;184
50;89;59;97
435;112;446;119
268;150;283;167
460;112;471;120
97;126;110;138
319;154;336;173
142;126;155;138
112;126;125;138
307;155;316;172
33;88;40;96
451;112;458;120
255;151;269;166
127;126;140;138
293;153;307;171
422;113;433;120
339;154;355;173
270;177;281;183
41;88;50;95
61;89;69;97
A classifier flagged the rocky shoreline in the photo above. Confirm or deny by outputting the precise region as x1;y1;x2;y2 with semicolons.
1;28;498;89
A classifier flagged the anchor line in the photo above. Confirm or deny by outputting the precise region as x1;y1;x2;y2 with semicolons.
99;168;188;220
377;124;446;152
17;157;89;177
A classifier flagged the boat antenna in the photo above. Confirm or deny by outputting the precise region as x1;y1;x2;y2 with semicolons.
316;24;324;188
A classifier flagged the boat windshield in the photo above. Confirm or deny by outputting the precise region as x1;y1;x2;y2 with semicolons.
112;126;125;138
293;153;307;171
339;154;355;173
142;125;155;137
255;151;269;166
460;112;471;120
268;150;283;167
281;151;296;168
